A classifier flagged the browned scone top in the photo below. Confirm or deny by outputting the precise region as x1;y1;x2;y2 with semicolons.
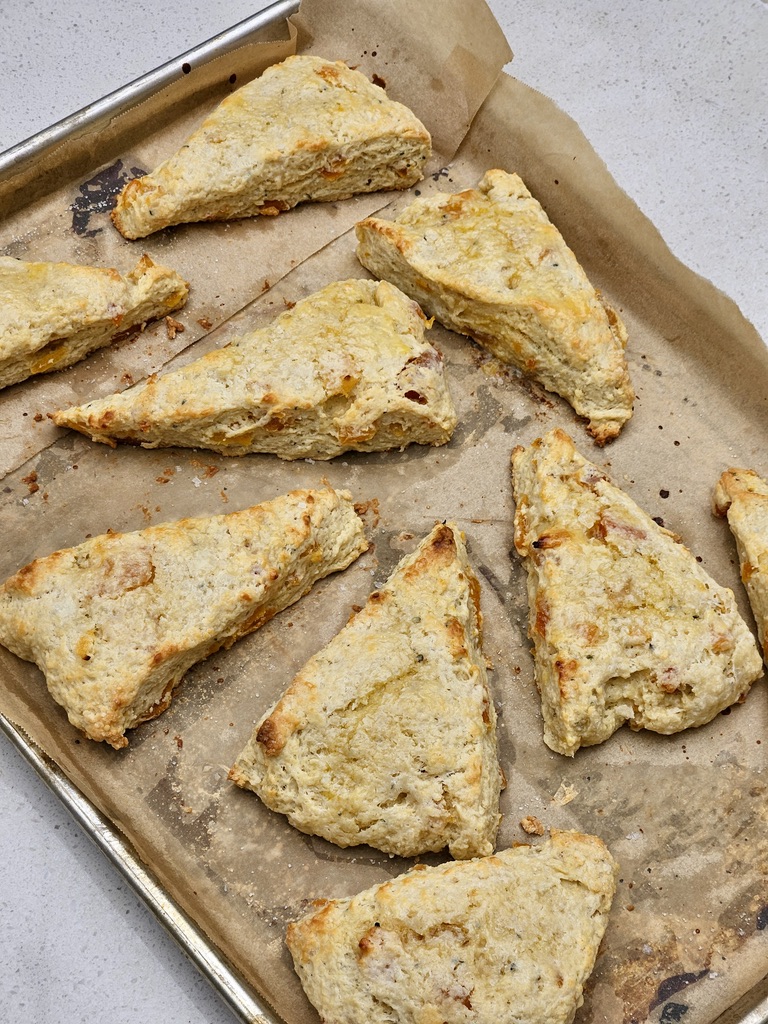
714;467;768;662
512;428;763;756
229;522;502;860
53;279;457;460
356;168;634;443
286;830;618;1024
0;254;188;390
0;488;367;748
111;54;431;239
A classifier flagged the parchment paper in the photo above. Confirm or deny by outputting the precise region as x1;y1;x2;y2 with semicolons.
0;0;509;479
0;2;766;1023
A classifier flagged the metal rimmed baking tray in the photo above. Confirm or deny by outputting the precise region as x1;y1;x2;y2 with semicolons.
1;1;767;1022
1;6;298;1019
0;711;280;1022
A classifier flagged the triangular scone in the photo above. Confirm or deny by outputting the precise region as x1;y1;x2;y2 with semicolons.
714;469;768;662
512;429;763;756
112;55;431;240
0;488;366;749
286;830;618;1024
0;254;188;389
52;279;457;460
356;169;634;443
229;523;502;859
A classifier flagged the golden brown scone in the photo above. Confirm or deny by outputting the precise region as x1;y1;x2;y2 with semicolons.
356;169;634;443
714;468;768;662
0;488;367;749
512;429;763;756
286;830;618;1024
0;254;188;389
111;55;431;239
53;279;456;460
229;523;501;859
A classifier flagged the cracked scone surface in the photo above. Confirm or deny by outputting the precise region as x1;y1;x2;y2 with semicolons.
0;254;188;389
112;54;431;239
230;523;501;859
0;488;367;748
512;429;763;756
53;279;457;460
714;468;768;662
286;830;618;1024
356;168;634;443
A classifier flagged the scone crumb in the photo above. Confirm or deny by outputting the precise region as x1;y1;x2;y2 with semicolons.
353;497;381;527
551;781;579;806
197;317;213;330
22;472;39;495
165;315;185;339
520;815;545;836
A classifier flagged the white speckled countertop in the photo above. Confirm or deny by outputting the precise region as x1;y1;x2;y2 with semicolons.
0;2;765;1022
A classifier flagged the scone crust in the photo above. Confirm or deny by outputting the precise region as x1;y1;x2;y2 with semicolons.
0;488;367;748
286;830;618;1024
714;468;768;660
53;279;457;460
356;168;634;443
0;254;188;389
512;429;763;756
112;55;431;239
229;522;502;859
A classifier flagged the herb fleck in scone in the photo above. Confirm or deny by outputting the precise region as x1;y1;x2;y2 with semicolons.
0;488;367;748
512;429;763;756
53;279;456;460
286;830;618;1024
0;254;188;389
356;169;634;443
112;54;431;239
230;523;502;859
714;468;768;663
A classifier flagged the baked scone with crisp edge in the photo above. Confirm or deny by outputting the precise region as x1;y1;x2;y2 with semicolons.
52;279;456;460
356;168;634;443
714;468;768;663
0;488;367;749
286;829;618;1024
112;54;431;240
0;254;188;390
229;522;502;859
512;429;763;756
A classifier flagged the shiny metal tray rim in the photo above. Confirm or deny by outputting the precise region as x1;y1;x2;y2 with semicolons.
1;1;767;1021
0;712;280;1024
0;0;299;183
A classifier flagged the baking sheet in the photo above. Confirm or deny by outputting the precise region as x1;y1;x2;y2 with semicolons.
0;1;767;1023
0;713;276;1022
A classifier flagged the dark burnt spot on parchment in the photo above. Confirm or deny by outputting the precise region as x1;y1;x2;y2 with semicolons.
606;936;709;1024
757;905;768;930
71;159;146;236
659;1003;690;1023
650;969;709;1010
